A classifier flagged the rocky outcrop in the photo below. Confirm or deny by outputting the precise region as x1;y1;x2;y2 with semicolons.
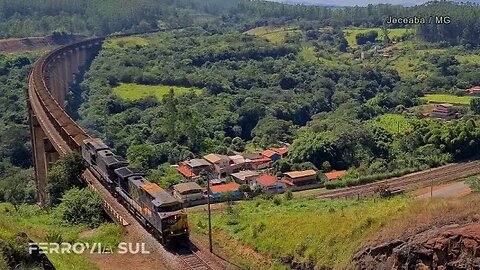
354;223;480;269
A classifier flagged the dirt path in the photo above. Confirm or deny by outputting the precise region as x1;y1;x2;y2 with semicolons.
416;181;472;199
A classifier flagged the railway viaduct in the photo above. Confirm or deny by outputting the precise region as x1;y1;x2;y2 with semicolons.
28;37;101;206
27;36;224;270
26;37;129;223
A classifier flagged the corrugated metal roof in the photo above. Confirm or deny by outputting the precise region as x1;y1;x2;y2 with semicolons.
186;159;211;168
173;182;203;194
203;153;229;164
284;170;316;179
231;170;259;181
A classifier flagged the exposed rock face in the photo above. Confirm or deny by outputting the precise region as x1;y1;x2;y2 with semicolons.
354;223;480;270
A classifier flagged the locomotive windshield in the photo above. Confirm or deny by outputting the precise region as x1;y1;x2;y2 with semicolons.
156;202;183;212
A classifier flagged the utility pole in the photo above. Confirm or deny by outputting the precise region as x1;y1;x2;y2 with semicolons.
207;177;213;253
430;168;433;198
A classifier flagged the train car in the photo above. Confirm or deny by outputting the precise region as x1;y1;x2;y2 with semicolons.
82;138;128;185
96;150;128;184
114;168;189;243
82;138;109;165
81;138;189;244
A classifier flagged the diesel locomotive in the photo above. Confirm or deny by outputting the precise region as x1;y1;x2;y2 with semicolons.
81;138;189;243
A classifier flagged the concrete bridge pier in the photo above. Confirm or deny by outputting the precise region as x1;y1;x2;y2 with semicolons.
29;114;55;206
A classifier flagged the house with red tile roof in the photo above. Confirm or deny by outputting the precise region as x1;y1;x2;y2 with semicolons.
324;170;348;181
207;182;241;199
175;159;212;180
243;152;272;170
250;174;286;193
272;147;289;157
261;149;281;162
175;164;198;179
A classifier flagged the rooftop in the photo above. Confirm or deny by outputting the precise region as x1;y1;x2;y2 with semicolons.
272;147;289;155
175;165;197;178
209;182;240;194
186;158;211;168
255;174;278;186
173;182;203;194
229;155;247;165
324;170;348;180
261;149;278;158
231;170;259;181
243;153;263;160
284;170;316;179
203;153;230;164
248;157;272;164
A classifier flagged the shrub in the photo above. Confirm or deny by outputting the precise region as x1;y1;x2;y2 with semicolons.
48;152;86;205
46;231;63;244
53;188;104;228
273;197;282;206
284;190;293;200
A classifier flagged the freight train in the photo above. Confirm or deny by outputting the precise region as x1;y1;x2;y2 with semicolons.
81;138;189;244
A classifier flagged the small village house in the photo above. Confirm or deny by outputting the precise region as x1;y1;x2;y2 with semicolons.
228;154;247;172
231;170;260;185
243;153;271;170
261;149;281;162
173;182;204;202
203;153;232;177
250;174;286;194
283;170;317;186
207;182;241;200
175;159;212;180
272;147;289;158
324;170;348;181
428;103;458;120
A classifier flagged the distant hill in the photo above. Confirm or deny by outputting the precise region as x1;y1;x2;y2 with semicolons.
266;0;480;7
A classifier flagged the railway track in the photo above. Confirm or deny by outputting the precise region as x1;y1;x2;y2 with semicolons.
175;244;213;270
316;161;480;199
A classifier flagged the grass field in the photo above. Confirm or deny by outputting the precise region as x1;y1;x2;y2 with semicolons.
298;46;346;68
387;54;433;79
190;196;410;269
190;194;480;269
0;203;122;270
103;36;149;50
113;83;202;101
421;94;473;105
245;26;301;43
343;28;413;47
367;114;415;134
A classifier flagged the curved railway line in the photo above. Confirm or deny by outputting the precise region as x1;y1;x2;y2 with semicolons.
316;161;480;199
